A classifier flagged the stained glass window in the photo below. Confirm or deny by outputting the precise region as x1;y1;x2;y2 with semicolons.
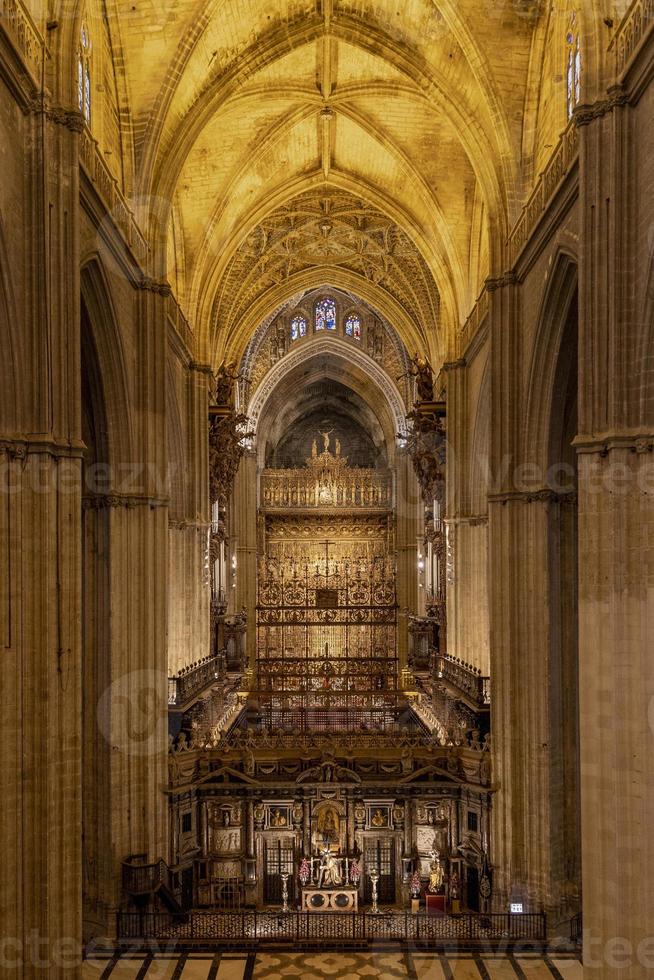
566;15;581;120
315;297;336;331
78;25;91;124
345;314;361;340
290;315;307;341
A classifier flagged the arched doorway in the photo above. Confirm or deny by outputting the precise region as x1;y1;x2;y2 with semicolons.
546;282;581;920
80;294;113;940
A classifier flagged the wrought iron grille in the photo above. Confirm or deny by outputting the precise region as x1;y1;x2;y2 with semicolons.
256;547;399;732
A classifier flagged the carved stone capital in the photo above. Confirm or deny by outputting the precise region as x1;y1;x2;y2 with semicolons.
138;276;172;296
31;102;86;132
485;271;518;292
488;488;577;505
573;87;629;127
83;492;169;510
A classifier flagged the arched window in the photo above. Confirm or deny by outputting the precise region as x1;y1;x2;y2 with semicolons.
78;24;92;124
315;297;336;331
290;314;307;341
566;14;581;120
345;313;361;340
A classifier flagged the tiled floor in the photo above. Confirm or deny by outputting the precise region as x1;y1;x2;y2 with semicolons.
83;952;583;979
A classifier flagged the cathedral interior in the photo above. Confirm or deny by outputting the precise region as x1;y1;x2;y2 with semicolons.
1;0;653;977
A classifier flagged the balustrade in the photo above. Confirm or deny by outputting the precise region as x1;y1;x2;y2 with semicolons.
168;651;227;707
435;652;490;708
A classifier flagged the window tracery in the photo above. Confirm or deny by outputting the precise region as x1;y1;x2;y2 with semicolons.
290;315;307;342
315;297;336;331
78;23;92;124
345;314;361;340
566;13;581;120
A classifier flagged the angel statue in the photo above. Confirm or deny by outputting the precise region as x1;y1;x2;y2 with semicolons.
214;360;243;406
398;352;434;403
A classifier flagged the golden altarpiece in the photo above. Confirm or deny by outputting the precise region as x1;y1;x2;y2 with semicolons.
150;303;492;920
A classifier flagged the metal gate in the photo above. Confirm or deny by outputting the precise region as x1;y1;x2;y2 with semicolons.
264;840;295;904
363;838;395;904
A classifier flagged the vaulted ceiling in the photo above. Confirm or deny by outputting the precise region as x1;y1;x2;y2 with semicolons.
92;0;592;365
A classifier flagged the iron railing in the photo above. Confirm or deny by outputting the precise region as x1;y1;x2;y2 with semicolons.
435;653;490;708
116;909;546;945
570;912;582;945
122;859;171;896
168;652;226;707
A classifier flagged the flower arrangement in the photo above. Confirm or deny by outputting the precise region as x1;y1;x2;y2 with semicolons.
298;857;311;886
410;870;421;898
349;858;361;885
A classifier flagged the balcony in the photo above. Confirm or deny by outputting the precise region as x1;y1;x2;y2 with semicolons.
435;652;490;711
168;652;227;711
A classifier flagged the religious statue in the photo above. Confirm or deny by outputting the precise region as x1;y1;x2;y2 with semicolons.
320;428;333;452
335;438;341;456
292;800;304;827
428;854;444;894
398;352;434;403
214;360;242;406
274;321;287;360
311;438;318;457
318;845;342;887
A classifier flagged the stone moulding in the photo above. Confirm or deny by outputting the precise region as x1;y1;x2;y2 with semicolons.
247;334;408;439
82;492;169;509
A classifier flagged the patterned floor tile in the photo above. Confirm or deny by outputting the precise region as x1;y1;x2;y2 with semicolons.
448;958;484;978
143;959;180;979
514;958;557;979
180;958;215;978
216;959;248;980
85;951;582;979
480;959;519;980
82;961;111;978
548;960;584;980
109;961;147;979
411;955;448;979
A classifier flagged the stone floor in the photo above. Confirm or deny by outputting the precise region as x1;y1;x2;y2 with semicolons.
83;952;584;979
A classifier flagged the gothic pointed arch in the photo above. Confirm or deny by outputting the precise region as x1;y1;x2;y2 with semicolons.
523;249;579;469
80;258;134;469
0;213;22;434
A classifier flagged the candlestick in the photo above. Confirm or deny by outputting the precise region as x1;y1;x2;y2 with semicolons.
280;872;290;913
369;867;380;914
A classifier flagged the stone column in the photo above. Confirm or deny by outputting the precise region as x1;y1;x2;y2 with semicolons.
167;362;212;674
232;449;258;666
395;448;421;667
486;273;560;915
0;103;85;976
575;90;654;978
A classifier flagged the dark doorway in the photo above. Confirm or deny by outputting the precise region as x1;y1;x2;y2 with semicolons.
363;838;395;904
264;840;295;904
